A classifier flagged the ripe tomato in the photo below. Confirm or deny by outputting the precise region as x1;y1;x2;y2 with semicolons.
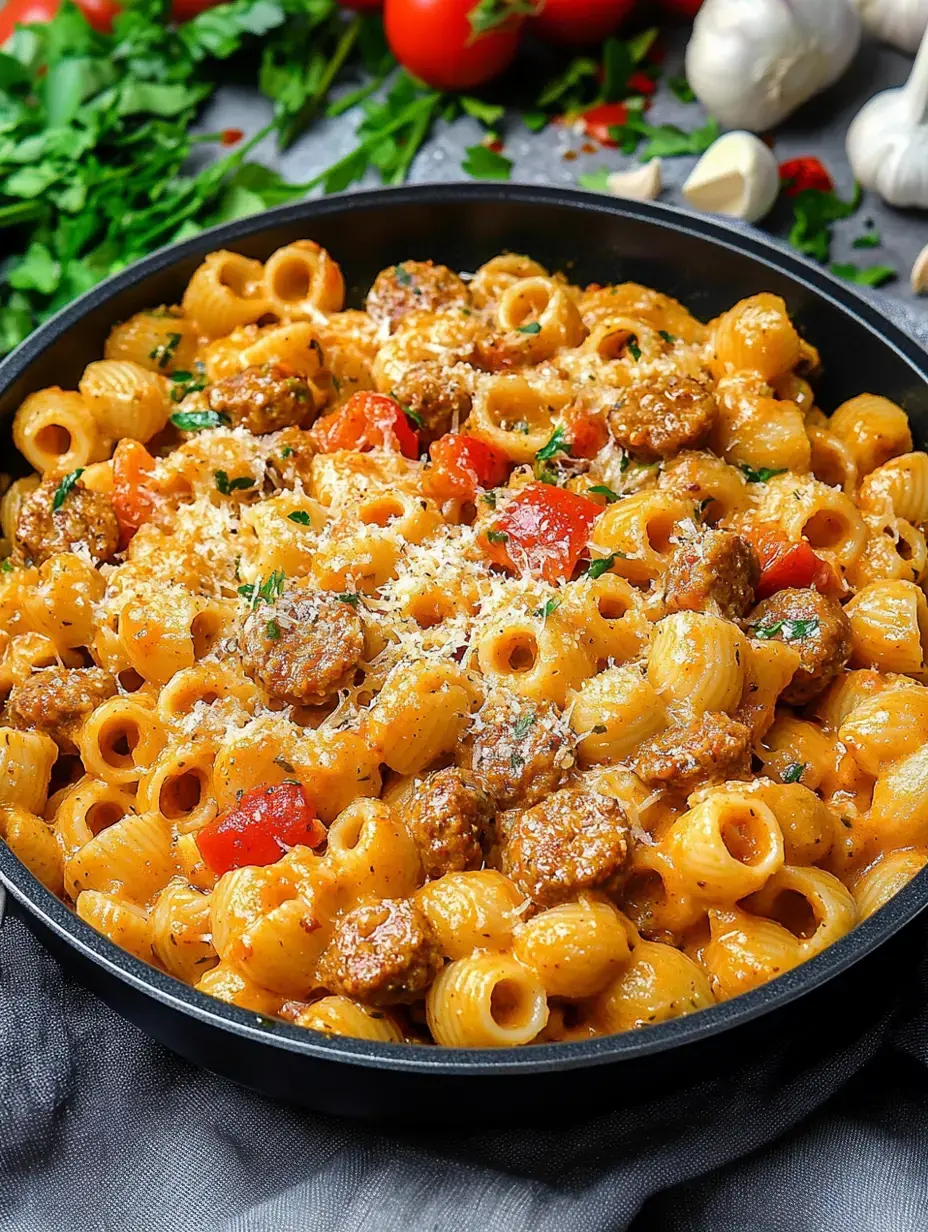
576;101;628;147
481;482;600;583
111;439;157;549
312;391;420;458
0;0;59;42
427;433;510;501
743;524;840;600
169;0;226;19
531;0;636;46
73;0;120;30
779;157;833;198
384;0;524;91
658;0;703;15
197;783;325;876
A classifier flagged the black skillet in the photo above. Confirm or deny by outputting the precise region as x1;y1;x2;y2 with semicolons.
1;184;927;1121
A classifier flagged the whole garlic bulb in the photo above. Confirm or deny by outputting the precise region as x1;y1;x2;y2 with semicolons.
685;0;861;133
852;0;928;54
846;21;928;208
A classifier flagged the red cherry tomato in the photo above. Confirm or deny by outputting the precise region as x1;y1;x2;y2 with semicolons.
169;0;225;18
481;482;601;583
779;157;834;198
197;783;325;876
384;0;524;91
743;524;840;601
312;390;420;458
531;0;635;46
0;0;59;42
576;102;628;147
427;433;510;501
111;439;157;550
658;0;703;15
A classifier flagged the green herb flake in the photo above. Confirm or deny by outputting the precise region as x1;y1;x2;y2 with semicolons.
149;332;182;369
466;0;535;37
512;712;536;738
751;616;820;641
782;762;807;784
481;490;498;508
740;463;788;484
265;618;282;641
52;468;84;512
238;570;286;606
337;592;360;606
403;405;424;428
627;338;642;361
462;144;512;181
516;321;542;335
0;560;13;574
486;529;509;544
394;264;413;287
535;426;571;464
170;410;230;432
214;470;256;496
852;231;881;249
659;330;677;344
587;553;618;579
668;74;695;103
534;598;561;619
589;484;620;504
788;183;862;263
829;262;897;288
287;510;312;525
280;445;294;459
577;168;611;194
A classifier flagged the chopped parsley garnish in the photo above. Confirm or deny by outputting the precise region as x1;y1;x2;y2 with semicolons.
168;365;208;404
1;559;14;573
751;616;820;641
788;183;862;263
265;619;282;641
608;114;721;161
337;592;360;606
149;333;182;369
740;463;788;484
52;468;84;512
481;491;498;508
659;330;677;344
462;144;512;181
627;338;642;361
170;410;230;432
668;74;695;103
287;511;312;526
516;321;542;335
394;265;413;287
214;470;255;496
280;445;294;459
782;762;807;784
486;529;509;544
852;231;882;249
535;426;571;464
237;570;286;606
509;751;525;771
403;405;424;428
586;553;618;579
534;598;561;620
829;263;896;288
693;497;712;521
589;484;620;504
512;712;536;738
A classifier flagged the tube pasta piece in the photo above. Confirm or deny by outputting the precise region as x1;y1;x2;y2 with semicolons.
426;952;548;1047
702;906;802;1000
662;790;784;903
263;241;345;319
150;878;218;983
853;849;928;921
64;809;176;905
182;251;271;339
294;996;405;1043
845;579;928;674
76;891;153;964
0;804;63;894
570;665;667;764
746;864;857;959
415;869;528;959
13;389;108;476
829;394;912;477
512;896;632;998
648;611;747;718
593;938;714;1031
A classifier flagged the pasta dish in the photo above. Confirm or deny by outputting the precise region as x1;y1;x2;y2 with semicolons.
1;241;926;1048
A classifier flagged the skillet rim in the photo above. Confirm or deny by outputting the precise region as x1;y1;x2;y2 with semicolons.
1;181;927;1077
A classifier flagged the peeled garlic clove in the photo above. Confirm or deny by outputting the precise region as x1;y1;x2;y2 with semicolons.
605;160;663;201
912;242;928;293
682;131;780;223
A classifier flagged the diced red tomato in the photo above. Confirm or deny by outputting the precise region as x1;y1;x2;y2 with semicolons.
577;101;628;146
0;0;59;41
427;433;510;501
531;0;636;46
562;404;608;459
0;0;224;39
196;783;325;876
627;69;656;96
219;128;244;146
312;391;419;458
480;482;600;583
779;157;833;197
111;439;157;550
743;523;840;600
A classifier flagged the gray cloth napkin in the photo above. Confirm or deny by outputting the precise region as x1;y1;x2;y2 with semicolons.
1;287;927;1232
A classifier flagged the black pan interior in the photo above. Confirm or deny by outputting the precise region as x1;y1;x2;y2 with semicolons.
1;184;927;1085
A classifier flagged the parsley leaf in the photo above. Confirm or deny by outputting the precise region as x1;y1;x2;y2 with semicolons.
750;616;820;641
782;762;807;784
487;529;509;544
287;510;312;525
149;332;182;369
668;74;695;103
265;618;282;640
466;0;535;37
659;330;677;344
534;598;561;619
852;231;881;249
788;183;862;263
512;712;536;738
462;143;512;180
586;554;619;579
237;569;286;605
52;468;84;512
627;338;642;361
337;592;360;606
589;484;620;503
516;321;542;335
481;491;498;508
535;427;571;464
460;96;504;126
214;470;256;495
740;463;788;484
610;114;721;161
169;365;208;403
829;263;897;288
577;168;611;193
170;410;230;432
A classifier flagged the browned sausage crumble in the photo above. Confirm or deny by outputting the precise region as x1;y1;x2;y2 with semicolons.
366;261;471;333
315;897;442;1005
633;711;753;797
388;361;473;444
608;374;717;459
6;666;117;754
456;696;573;810
500;786;629;907
662;529;760;621
15;476;119;566
746;588;851;706
405;767;494;879
208;363;315;435
239;589;363;705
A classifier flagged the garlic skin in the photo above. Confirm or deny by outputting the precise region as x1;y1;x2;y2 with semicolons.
685;0;861;133
846;22;928;208
912;242;928;293
605;161;663;202
682;132;780;223
852;0;928;54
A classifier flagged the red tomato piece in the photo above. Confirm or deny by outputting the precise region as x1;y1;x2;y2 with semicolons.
197;783;325;876
481;482;600;583
312;391;419;458
73;0;119;29
627;69;657;96
779;157;833;197
111;439;157;550
562;404;608;459
657;0;703;16
531;0;635;45
384;0;523;91
577;101;628;147
0;0;59;42
427;433;510;501
744;524;839;601
169;0;224;18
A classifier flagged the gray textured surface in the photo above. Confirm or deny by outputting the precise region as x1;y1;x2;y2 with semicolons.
199;29;928;308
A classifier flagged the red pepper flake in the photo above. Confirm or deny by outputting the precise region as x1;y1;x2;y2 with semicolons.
577;102;628;147
220;128;244;147
627;69;657;96
779;156;833;197
486;137;504;154
563;149;578;162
